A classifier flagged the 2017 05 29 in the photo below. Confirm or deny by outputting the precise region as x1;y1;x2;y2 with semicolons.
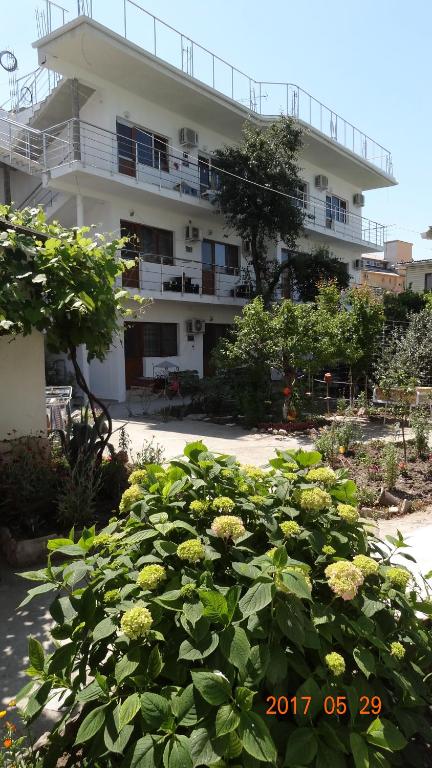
266;694;382;716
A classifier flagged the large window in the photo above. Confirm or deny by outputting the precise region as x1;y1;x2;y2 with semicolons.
143;323;177;357
326;195;347;225
202;239;239;274
117;121;169;175
295;181;308;209
425;273;432;291
120;221;174;287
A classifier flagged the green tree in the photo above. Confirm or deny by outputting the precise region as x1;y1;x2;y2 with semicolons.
0;205;146;449
337;285;384;388
383;289;426;324
285;247;350;302
212;116;304;306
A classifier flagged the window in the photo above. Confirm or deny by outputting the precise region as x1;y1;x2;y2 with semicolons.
198;156;221;196
295;181;308;209
121;220;173;269
280;248;296;299
202;239;239;274
326;195;347;225
117;121;169;174
142;323;177;357
425;273;432;291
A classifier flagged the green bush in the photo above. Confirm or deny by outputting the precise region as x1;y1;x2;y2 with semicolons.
17;445;432;767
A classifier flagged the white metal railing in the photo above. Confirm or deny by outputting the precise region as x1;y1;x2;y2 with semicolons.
1;67;62;115
122;249;252;301
36;0;394;177
0;115;386;248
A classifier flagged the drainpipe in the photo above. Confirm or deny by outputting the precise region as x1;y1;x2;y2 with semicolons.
75;192;91;400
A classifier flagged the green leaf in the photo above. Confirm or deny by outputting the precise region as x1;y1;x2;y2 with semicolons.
19;583;56;607
28;636;44;672
191;671;231;705
199;590;228;624
350;733;370;768
293;449;322;467
178;632;219;660
23;681;52;722
366;718;407;752
232;562;261;580
74;704;107;744
316;742;347;768
238;710;277;763
280;569;312;601
115;649;141;685
164;735;193;768
76;679;106;703
47;537;73;551
119;693;141;729
184;441;208;460
126;735;156;768
147;644;163;679
235;686;256;711
216;703;240;736
189;727;222;766
284;728;317;765
93;617;116;642
295;677;323;721
353;647;376;679
220;625;251;672
140;692;170;729
104;705;134;754
238;581;273;618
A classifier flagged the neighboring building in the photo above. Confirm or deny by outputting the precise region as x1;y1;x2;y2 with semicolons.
404;259;432;294
0;332;46;441
0;4;396;401
356;240;412;295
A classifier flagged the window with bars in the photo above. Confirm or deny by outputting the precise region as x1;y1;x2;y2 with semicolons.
142;323;178;357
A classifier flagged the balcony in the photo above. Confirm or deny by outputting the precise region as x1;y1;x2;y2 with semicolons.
122;251;252;305
0;115;386;249
34;1;394;181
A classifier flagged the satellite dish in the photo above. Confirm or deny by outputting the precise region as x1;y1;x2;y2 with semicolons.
19;86;33;107
0;50;18;72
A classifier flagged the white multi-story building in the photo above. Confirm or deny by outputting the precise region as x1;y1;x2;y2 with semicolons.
0;3;396;401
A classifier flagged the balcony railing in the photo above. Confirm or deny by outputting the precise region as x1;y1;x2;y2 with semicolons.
122;250;252;301
35;0;394;177
0;115;387;249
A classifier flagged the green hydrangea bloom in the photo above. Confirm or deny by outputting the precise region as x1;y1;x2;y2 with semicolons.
91;533;111;548
337;504;360;524
387;567;410;590
284;472;298;481
119;484;145;514
180;583;196;598
299;487;332;512
104;588;120;604
353;555;379;577
283;462;298;472
241;464;266;480
280;520;302;538
120;605;153;638
211;515;245;541
325;652;345;676
236;480;249;493
212;496;235;513
390;641;405;660
177;539;205;563
189;500;208;515
322;545;336;556
306;467;337;486
221;468;234;479
249;495;266;506
325;560;364;600
128;468;148;486
137;564;166;590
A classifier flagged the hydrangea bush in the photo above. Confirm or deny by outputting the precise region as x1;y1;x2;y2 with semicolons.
17;443;432;767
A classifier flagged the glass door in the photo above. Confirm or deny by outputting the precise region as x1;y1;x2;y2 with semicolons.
202;239;215;295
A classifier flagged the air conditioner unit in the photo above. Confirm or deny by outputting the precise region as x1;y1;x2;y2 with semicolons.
353;193;365;207
185;225;201;242
186;319;205;334
179;127;199;147
315;174;328;190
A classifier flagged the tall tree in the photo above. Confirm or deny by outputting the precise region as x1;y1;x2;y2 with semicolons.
284;246;351;301
212;116;304;306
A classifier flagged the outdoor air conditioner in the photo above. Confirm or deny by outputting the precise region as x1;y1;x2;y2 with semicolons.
179;127;199;147
185;225;201;242
315;174;328;190
186;319;205;334
353;193;365;207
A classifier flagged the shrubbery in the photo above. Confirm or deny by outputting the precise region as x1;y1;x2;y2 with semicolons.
17;444;432;767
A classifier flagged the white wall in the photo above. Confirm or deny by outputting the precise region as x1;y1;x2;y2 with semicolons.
0;332;46;440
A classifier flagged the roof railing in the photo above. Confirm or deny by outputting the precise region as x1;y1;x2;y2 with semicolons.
34;0;394;176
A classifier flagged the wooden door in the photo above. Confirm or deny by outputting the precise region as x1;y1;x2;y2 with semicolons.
202;239;215;295
117;121;136;177
124;323;143;388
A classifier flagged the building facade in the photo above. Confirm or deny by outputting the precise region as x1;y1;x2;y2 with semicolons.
0;4;396;401
356;241;412;295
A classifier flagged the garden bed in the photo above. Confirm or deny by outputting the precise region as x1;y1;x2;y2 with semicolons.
337;440;432;511
258;418;326;434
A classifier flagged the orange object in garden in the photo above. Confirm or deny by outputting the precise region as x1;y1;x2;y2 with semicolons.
324;372;333;383
283;387;292;397
339;446;346;454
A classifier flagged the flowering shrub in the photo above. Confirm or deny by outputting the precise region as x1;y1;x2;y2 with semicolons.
16;442;432;767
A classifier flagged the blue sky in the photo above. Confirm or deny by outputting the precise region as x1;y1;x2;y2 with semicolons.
1;0;431;259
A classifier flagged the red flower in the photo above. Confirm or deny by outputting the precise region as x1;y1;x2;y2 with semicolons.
3;738;12;748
